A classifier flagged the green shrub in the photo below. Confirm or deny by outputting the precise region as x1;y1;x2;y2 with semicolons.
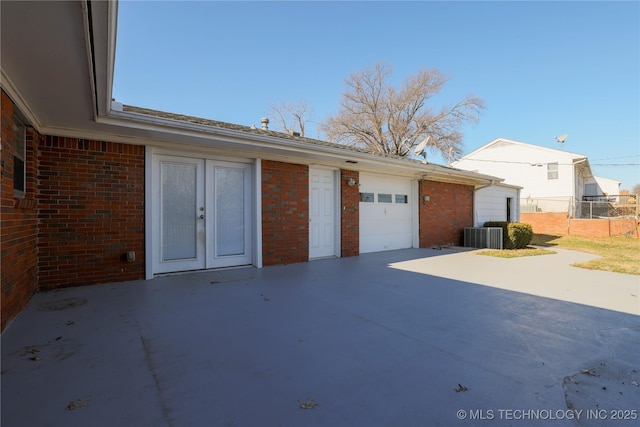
483;221;533;249
508;223;533;249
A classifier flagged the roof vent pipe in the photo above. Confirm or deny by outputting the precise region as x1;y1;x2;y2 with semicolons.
261;117;269;131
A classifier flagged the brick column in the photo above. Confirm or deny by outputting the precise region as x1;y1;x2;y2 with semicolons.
261;160;309;265
340;169;360;257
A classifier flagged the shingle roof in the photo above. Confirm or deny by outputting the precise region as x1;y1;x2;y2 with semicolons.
123;104;374;154
121;104;501;184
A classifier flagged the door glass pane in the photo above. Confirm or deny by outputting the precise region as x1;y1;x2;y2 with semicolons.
162;162;197;260
216;167;244;256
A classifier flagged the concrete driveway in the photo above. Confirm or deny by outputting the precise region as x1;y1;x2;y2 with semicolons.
2;248;639;426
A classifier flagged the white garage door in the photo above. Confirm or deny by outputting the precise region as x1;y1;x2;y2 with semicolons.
359;174;415;253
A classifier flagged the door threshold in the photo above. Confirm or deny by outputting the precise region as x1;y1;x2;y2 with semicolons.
153;264;255;278
309;256;339;261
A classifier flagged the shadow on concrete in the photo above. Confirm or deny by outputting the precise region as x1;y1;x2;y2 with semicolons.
2;248;639;426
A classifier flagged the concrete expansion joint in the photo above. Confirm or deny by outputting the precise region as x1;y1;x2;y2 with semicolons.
139;332;174;427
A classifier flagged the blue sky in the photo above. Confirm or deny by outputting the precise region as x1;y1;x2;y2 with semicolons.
113;0;640;190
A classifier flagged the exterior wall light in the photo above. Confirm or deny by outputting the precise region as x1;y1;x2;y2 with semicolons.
347;178;358;187
423;195;430;202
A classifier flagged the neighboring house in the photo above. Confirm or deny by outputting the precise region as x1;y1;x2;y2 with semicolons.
585;176;621;201
0;0;504;330
452;138;620;214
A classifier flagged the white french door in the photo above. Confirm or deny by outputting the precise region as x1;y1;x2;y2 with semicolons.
206;162;252;268
152;155;252;274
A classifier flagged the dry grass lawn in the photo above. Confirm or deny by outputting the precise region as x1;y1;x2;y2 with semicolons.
476;247;556;258
531;234;640;275
476;234;640;275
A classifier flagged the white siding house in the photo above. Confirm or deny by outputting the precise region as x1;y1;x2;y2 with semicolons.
585;176;621;201
452;138;620;215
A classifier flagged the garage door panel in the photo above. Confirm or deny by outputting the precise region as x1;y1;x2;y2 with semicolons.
359;174;414;254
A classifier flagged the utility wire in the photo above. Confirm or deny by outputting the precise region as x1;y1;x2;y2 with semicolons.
591;163;640;166
459;158;639;166
591;155;640;161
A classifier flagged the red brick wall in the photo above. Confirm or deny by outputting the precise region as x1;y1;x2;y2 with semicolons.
608;219;639;238
570;219;639;238
567;219;610;238
37;136;145;289
340;169;359;257
1;91;39;331
520;212;568;235
418;180;473;247
261;160;309;265
521;212;638;238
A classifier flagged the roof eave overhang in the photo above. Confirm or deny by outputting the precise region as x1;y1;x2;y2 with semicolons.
98;109;499;186
573;156;594;179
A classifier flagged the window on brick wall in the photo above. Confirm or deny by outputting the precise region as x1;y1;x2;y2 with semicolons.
547;162;558;180
13;114;26;198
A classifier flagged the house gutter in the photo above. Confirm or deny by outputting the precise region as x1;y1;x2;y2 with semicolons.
473;179;498;192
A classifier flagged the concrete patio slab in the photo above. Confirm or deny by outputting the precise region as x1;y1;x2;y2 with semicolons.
2;248;639;426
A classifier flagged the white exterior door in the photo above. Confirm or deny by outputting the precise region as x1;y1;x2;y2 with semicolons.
359;174;415;253
152;155;252;274
206;162;253;268
153;157;206;273
309;168;337;259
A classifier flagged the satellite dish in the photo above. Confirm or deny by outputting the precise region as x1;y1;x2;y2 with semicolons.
413;136;430;164
555;134;568;144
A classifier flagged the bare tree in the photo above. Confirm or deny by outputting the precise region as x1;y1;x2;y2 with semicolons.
320;63;485;159
268;98;314;137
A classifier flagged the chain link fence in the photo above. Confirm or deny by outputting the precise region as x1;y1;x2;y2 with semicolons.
521;195;639;219
576;199;639;219
520;197;572;215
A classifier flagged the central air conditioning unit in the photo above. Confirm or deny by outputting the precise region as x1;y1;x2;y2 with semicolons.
464;227;503;249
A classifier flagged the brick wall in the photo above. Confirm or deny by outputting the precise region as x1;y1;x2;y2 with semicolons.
37;136;145;289
520;212;569;236
608;219;639;238
261;160;309;265
569;218;638;238
520;212;568;235
567;219;610;238
418;180;473;247
1;91;39;331
521;212;638;238
340;169;359;257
